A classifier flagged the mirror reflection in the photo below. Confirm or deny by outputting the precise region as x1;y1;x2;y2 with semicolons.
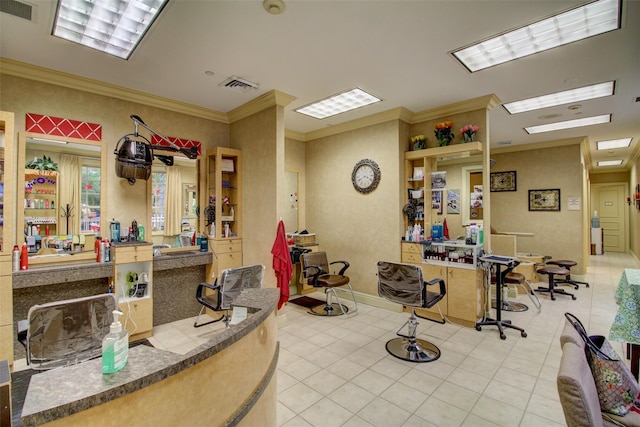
150;157;199;247
19;133;105;254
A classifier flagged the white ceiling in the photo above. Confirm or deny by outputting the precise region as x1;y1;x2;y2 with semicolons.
1;0;639;172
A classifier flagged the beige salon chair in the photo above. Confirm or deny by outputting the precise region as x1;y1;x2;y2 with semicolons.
194;264;264;328
300;251;358;316
377;261;446;362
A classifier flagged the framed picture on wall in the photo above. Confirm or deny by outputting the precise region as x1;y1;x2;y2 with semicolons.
490;171;517;192
529;188;561;211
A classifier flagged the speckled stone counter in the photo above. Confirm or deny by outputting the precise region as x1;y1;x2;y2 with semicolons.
12;262;113;289
152;250;212;271
20;287;279;427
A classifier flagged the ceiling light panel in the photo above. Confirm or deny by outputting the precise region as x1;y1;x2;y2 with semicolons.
503;81;615;114
525;114;611;134
451;0;621;72
52;0;169;60
597;138;632;150
598;160;623;166
295;88;382;119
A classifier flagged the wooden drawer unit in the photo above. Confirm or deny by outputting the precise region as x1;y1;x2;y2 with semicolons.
447;267;483;325
208;238;243;281
113;244;153;263
119;298;152;340
212;238;242;254
401;242;422;264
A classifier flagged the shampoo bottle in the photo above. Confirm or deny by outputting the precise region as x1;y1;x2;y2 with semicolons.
102;310;129;374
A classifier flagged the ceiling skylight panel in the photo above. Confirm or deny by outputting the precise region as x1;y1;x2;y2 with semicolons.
525;114;611;134
295;88;382;119
503;81;614;114
451;0;620;72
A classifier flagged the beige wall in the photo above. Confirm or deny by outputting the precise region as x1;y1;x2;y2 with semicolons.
491;144;586;273
285;136;306;232
0;74;229;235
305;121;404;296
630;159;640;261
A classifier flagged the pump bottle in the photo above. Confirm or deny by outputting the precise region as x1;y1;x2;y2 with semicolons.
102;310;129;374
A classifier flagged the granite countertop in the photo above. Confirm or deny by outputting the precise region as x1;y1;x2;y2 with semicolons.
20;287;279;427
12;262;114;289
153;251;212;271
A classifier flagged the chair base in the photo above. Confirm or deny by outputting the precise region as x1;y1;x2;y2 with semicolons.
193;306;226;328
385;337;440;363
536;286;577;301
555;278;590;289
491;299;529;312
475;318;527;340
308;302;348;316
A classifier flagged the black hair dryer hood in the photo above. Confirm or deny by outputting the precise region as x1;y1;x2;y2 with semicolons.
114;115;197;185
115;136;153;184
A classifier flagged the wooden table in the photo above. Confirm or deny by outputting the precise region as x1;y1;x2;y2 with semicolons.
609;269;640;378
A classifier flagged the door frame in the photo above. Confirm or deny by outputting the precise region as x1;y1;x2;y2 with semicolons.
590;182;629;253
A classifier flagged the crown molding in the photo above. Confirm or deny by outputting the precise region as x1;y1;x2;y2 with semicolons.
0;57;228;123
303;107;414;141
227;90;296;124
284;129;306;141
411;94;501;123
491;136;586;154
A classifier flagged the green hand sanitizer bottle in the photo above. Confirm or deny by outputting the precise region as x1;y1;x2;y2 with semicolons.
102;310;129;374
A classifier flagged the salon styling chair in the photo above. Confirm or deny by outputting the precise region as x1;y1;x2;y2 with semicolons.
377;261;446;362
17;294;118;370
300;252;358;316
194;264;264;328
546;259;589;289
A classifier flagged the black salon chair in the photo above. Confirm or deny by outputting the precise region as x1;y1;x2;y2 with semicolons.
377;261;446;363
194;264;264;328
17;293;118;370
300;251;358;316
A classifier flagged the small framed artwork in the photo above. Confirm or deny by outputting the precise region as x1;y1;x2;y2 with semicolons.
529;188;561;211
490;171;517;192
432;190;443;215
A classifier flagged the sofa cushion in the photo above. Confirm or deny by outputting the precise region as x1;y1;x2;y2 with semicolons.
561;318;584;348
558;341;605;427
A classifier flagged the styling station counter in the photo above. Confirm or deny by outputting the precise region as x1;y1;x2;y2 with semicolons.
401;241;485;328
12;250;213;358
20;287;279;427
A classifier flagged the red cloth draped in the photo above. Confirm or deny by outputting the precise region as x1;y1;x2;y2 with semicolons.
443;218;450;239
271;220;292;310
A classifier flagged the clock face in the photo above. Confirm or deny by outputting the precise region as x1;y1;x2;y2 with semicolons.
352;159;381;193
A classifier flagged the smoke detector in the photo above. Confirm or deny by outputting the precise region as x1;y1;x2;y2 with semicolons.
263;0;285;15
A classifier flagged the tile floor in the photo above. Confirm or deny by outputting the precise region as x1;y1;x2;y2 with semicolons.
274;252;639;427
14;251;639;426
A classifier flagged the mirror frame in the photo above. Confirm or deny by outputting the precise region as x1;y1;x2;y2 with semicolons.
17;132;106;261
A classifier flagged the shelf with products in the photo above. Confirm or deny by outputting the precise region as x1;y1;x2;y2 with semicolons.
23;170;59;240
420;239;483;270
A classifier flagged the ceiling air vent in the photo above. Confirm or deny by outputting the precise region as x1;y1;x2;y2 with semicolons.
0;0;33;20
218;76;259;93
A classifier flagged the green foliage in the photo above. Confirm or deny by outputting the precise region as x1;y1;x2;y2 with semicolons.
25;155;59;172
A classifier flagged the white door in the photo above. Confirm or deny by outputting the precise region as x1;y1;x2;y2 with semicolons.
592;184;626;253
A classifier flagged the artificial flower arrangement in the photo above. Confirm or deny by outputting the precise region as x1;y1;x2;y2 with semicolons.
460;124;479;143
411;134;426;150
434;121;454;146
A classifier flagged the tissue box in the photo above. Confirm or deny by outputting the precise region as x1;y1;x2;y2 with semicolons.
410;189;424;199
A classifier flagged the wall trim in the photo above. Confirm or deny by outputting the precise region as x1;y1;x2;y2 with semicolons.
0;57;228;123
411;94;501;123
227;90;296;124
491;136;586;154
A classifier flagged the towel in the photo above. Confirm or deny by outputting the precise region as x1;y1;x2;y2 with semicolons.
271;220;292;310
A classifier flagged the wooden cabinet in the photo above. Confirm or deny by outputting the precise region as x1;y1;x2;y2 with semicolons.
111;243;153;340
402;242;484;328
205;147;243;281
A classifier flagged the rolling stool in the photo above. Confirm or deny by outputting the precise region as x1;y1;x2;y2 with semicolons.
492;272;542;312
546;260;589;289
537;265;576;300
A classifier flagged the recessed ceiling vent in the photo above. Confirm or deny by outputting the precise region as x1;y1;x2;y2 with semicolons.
0;0;33;20
218;76;259;93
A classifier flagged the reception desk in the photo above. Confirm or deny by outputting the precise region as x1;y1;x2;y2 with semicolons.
20;287;279;426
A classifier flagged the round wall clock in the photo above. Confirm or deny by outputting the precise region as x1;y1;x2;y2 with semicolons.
352;159;381;194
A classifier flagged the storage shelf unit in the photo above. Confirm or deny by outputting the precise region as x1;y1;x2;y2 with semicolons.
421;240;483;270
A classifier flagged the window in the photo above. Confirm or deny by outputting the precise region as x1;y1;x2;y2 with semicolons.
152;170;166;232
80;162;101;233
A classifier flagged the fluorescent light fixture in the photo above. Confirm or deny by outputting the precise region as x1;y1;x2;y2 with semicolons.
597;138;632;150
503;82;615;114
31;137;67;145
451;0;621;72
52;0;169;60
598;160;623;166
525;114;611;134
295;88;382;119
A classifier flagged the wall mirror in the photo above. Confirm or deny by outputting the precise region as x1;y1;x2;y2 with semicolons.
150;157;199;248
462;164;483;226
282;170;299;233
17;132;106;257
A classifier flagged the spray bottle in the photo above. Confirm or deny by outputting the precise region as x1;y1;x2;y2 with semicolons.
102;310;129;374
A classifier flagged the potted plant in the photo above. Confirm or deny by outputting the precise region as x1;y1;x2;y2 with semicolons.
26;155;59;172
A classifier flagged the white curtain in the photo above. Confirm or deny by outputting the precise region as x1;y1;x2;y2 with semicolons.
59;154;80;234
164;167;182;236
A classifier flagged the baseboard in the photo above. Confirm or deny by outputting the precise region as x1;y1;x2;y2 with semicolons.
332;288;403;312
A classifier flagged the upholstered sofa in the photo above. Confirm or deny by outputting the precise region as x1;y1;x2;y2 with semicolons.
557;319;640;427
